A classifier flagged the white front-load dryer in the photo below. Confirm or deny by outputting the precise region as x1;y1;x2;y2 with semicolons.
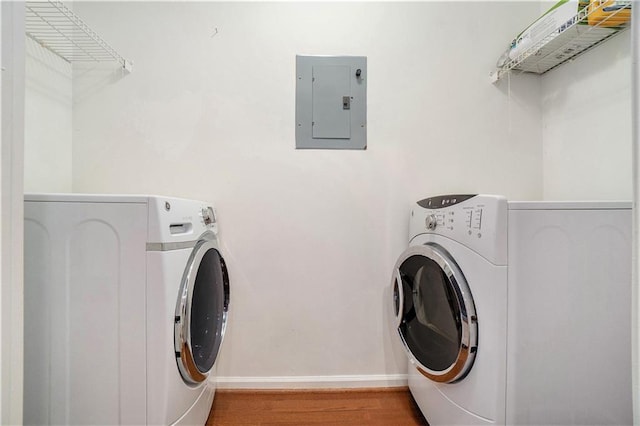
390;194;632;425
146;196;230;425
24;194;230;425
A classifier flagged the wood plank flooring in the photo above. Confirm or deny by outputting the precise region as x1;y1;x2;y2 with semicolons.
206;388;428;425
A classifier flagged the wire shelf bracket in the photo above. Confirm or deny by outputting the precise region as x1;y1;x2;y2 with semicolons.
25;0;133;73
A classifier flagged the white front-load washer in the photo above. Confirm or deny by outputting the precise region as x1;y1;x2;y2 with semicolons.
24;194;230;425
390;194;632;425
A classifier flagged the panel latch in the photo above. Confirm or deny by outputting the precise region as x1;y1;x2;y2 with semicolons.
342;96;351;110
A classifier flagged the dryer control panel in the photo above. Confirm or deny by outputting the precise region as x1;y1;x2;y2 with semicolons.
148;197;219;243
410;194;508;265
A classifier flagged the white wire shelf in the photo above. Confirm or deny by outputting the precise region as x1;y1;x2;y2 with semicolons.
491;2;630;82
25;0;133;72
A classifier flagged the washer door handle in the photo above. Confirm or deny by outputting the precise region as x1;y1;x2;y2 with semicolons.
393;270;404;328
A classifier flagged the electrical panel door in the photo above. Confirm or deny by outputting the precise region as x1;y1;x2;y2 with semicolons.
296;55;367;150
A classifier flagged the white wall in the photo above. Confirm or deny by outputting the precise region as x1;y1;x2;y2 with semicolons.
1;1;24;422
540;29;632;200
24;38;73;193
71;1;542;386
631;4;639;424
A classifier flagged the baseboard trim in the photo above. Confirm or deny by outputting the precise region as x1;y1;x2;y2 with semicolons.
215;374;408;390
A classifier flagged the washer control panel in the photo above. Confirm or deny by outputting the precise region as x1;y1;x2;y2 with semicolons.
418;196;486;237
410;194;508;264
417;194;476;209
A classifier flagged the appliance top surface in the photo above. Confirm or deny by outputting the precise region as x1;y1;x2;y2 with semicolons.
415;194;631;211
409;194;631;265
24;192;204;204
508;200;631;210
24;193;219;244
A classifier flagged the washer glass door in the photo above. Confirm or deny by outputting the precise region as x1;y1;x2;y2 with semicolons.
392;242;477;383
175;237;230;386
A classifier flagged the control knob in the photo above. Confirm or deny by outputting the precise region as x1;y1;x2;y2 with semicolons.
425;214;437;230
202;207;215;226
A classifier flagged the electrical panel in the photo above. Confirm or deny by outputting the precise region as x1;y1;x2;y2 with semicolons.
296;55;367;150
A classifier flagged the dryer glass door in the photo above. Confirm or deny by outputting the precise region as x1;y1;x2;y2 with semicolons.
392;243;477;383
175;238;230;386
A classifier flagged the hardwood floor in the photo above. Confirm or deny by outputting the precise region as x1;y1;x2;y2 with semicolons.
206;387;428;425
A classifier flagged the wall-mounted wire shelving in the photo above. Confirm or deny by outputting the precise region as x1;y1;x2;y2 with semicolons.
491;1;630;83
25;0;133;72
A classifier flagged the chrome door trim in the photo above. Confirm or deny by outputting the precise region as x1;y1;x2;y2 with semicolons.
391;242;478;384
393;270;404;328
146;240;198;252
174;232;230;386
